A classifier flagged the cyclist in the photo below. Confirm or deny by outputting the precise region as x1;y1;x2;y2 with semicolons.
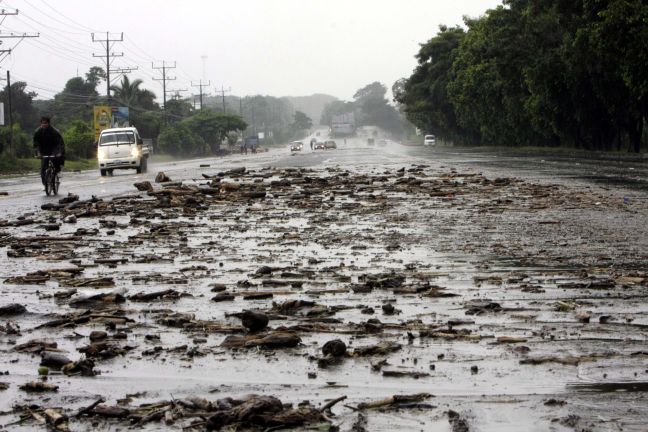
33;116;65;189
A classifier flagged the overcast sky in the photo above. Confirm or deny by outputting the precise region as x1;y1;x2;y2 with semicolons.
1;0;502;102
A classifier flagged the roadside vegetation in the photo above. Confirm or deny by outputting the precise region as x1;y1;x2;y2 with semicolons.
395;0;648;153
0;68;418;175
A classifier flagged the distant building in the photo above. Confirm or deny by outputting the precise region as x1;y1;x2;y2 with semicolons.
331;112;355;136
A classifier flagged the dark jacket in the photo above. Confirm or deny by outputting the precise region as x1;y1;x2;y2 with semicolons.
33;126;65;157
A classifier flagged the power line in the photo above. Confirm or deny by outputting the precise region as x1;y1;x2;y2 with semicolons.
152;60;176;124
19;0;98;34
35;0;98;32
11;15;94;52
215;85;231;113
167;88;188;100
191;79;210;111
0;8;39;65
91;31;136;98
25;38;95;66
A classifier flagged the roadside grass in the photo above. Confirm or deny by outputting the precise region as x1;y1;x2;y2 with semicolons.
0;158;97;176
446;144;646;161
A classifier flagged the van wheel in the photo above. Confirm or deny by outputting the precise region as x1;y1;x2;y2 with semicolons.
100;169;107;176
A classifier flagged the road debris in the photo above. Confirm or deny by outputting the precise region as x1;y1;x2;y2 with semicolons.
0;161;646;430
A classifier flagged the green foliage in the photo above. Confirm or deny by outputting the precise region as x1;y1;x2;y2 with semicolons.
398;0;648;152
182;109;247;153
320;83;406;137
239;95;294;144
132;111;162;141
110;76;146;108
63;120;95;160
320;100;355;126
166;99;194;122
291;111;313;134
0;82;39;128
47;71;102;128
227;131;239;146
85;67;106;89
353;82;403;136
157;122;207;157
156;110;247;156
0;124;32;158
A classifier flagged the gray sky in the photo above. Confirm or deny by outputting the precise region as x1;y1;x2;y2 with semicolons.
2;0;502;101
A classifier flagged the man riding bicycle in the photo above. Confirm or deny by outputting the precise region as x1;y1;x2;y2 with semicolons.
33;116;65;188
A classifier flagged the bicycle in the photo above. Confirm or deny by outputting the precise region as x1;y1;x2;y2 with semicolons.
41;155;60;196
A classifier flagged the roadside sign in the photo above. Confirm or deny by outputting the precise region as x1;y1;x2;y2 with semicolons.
93;106;112;142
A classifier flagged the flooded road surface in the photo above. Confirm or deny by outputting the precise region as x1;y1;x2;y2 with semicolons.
1;140;647;431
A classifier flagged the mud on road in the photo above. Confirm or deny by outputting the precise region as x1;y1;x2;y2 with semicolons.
0;159;647;431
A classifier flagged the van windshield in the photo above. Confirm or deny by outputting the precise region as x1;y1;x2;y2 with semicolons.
99;131;135;146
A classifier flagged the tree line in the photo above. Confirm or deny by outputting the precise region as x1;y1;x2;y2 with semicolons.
396;0;647;152
0;68;322;162
321;81;412;138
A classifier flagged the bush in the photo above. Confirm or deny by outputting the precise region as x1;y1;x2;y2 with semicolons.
63;120;94;160
157;123;207;157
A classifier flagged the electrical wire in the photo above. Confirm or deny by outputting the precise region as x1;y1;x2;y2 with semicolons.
16;0;100;34
35;0;100;33
12;15;94;52
25;38;96;67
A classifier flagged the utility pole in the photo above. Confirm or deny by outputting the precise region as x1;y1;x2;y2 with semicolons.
0;8;38;155
191;80;210;110
152;61;176;124
0;31;39;63
92;32;135;99
6;70;12;153
215;85;231;113
111;66;139;84
168;88;188;100
0;8;39;65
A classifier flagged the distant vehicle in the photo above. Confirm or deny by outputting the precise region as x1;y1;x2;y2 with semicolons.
367;138;375;146
423;134;436;146
245;136;259;153
324;140;337;149
314;141;325;150
290;141;303;151
315;131;321;136
97;127;151;176
377;139;387;147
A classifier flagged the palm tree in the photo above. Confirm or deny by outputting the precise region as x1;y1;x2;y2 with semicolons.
110;76;144;107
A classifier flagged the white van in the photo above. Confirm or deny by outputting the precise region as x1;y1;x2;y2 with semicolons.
97;127;151;176
423;134;436;146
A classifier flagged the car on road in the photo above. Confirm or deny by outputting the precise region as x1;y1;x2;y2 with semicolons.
324;140;337;149
97;127;151;176
314;141;325;150
423;134;436;146
290;141;304;152
377;139;387;147
367;138;375;146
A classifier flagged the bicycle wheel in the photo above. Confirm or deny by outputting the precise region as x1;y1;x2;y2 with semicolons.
53;173;60;195
44;168;53;196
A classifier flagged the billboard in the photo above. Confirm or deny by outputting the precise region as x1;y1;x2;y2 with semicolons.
93;106;112;142
112;107;129;127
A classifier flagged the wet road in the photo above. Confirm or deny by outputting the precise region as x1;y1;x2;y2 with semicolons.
1;136;647;431
2;137;646;219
